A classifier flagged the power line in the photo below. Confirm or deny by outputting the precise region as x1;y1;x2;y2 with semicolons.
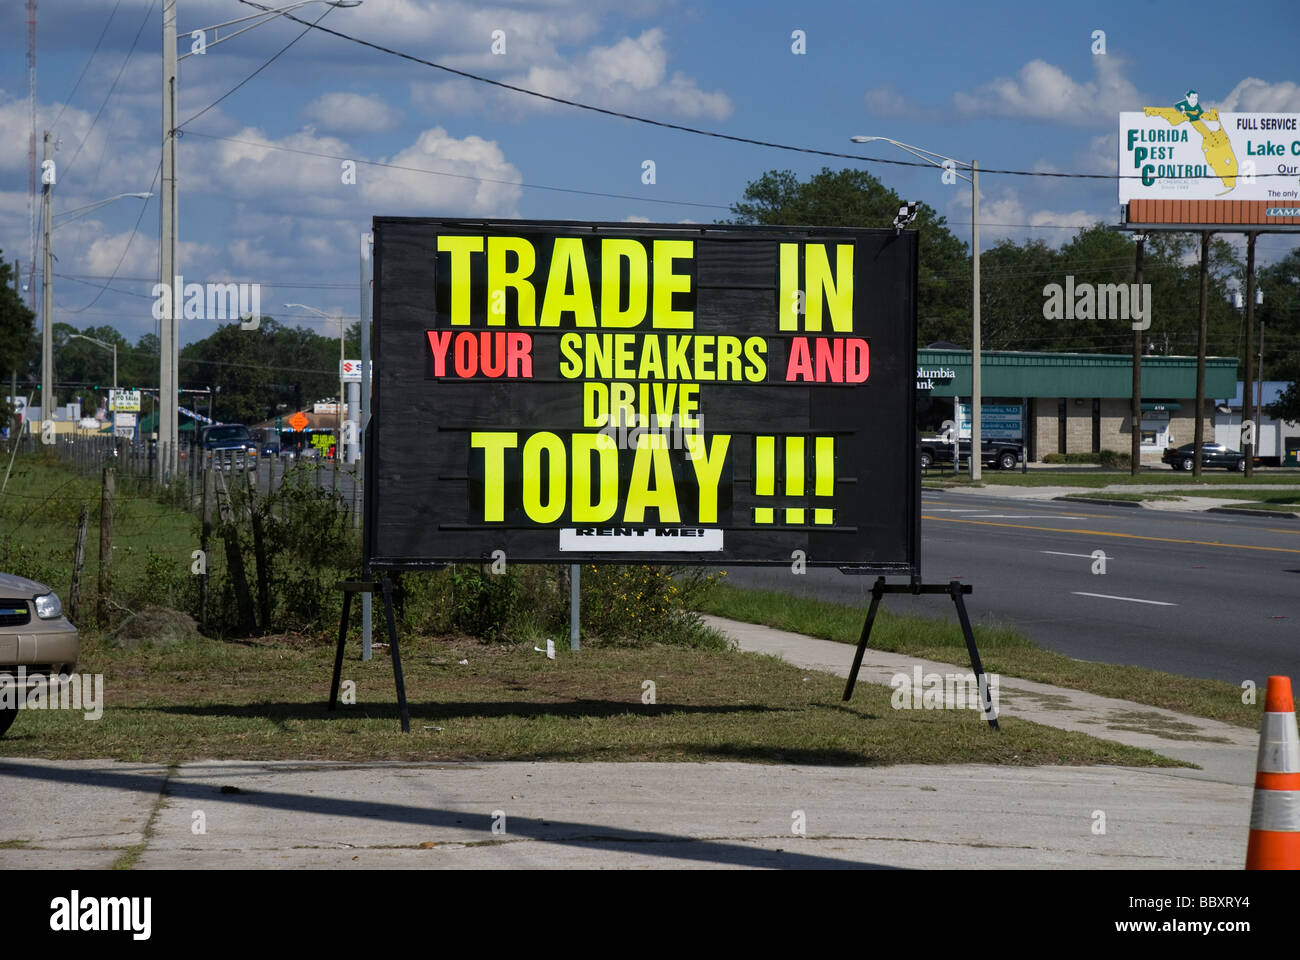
176;4;336;132
252;0;1300;184
180;131;733;211
50;0;122;130
61;0;156;179
62;160;161;314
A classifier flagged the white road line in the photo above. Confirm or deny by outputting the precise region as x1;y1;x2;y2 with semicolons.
1041;551;1109;560
1072;591;1175;607
923;508;983;512
966;514;1056;519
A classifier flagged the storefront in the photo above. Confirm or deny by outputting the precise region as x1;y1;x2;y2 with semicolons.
916;349;1239;463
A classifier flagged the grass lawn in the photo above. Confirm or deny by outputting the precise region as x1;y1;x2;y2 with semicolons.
698;583;1258;729
1172;489;1300;505
1061;492;1182;502
0;631;1180;768
0;454;203;608
925;470;1300;488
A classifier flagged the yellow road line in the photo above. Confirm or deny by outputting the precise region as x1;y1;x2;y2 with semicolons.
922;514;1300;555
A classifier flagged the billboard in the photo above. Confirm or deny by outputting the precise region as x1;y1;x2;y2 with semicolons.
1120;94;1300;222
368;218;919;570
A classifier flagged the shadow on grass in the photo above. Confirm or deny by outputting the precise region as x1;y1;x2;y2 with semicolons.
145;698;793;722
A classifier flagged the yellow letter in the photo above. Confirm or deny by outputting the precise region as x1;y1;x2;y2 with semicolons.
487;236;536;326
559;333;583;378
686;433;730;523
470;432;517;521
572;433;619;522
540;238;596;327
624;434;680;523
805;243;853;332
521;432;566;523
600;238;648;328
779;243;799;331
438;235;485;326
651;239;694;329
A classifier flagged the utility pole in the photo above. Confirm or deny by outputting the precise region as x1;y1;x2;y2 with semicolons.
1131;235;1145;476
1243;233;1257;477
40;130;53;426
160;0;179;475
26;1;37;313
970;160;982;481
360;231;372;661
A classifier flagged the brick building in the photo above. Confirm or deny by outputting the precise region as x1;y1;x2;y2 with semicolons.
916;348;1239;464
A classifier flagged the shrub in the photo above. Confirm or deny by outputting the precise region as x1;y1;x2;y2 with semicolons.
1043;453;1066;464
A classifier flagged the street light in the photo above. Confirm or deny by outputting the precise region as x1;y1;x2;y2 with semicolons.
66;334;118;398
851;135;983;479
158;0;363;476
283;303;345;461
54;193;153;227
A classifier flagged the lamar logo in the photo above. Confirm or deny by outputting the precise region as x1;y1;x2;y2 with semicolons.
50;890;151;940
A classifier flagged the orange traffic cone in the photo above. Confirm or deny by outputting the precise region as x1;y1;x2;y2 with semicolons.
1246;676;1300;869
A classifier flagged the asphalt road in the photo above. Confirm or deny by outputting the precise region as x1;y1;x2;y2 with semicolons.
721;492;1300;686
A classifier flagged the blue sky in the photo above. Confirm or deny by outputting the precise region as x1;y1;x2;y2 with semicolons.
1;0;1298;349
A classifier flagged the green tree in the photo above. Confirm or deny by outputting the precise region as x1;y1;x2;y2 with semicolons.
1260;249;1300;423
726;167;970;345
0;255;37;422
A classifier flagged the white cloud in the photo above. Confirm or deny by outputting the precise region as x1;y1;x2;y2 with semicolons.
861;83;942;122
1216;78;1300;112
415;28;732;121
302;93;402;134
953;56;1144;127
360;126;522;217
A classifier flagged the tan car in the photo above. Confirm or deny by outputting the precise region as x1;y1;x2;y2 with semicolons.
0;573;79;737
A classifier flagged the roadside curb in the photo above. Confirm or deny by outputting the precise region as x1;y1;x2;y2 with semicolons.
1054;495;1144;508
1207;506;1300;519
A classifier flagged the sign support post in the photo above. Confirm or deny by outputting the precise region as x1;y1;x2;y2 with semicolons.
842;577;999;730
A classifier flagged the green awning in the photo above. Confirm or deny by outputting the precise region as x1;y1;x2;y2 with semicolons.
1141;401;1181;412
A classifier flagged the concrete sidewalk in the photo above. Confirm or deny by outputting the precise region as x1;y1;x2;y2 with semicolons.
0;757;1248;869
701;615;1258;786
0;618;1260;870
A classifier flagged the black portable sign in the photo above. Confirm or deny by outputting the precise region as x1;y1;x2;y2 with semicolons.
366;218;919;570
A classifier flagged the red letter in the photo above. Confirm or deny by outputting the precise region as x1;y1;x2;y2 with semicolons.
427;330;453;376
507;332;534;378
454;332;478;377
814;337;844;382
480;332;506;378
846;338;869;382
785;337;814;382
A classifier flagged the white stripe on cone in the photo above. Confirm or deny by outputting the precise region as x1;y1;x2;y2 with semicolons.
1257;711;1300;774
1250;789;1300;832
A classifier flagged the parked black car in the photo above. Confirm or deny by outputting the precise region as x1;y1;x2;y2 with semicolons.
1161;441;1246;472
919;436;1023;470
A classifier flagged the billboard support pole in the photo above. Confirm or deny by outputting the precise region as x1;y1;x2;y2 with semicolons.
842;577;999;730
569;563;580;651
330;578;410;733
360;232;373;661
1243;232;1256;477
1193;231;1211;477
